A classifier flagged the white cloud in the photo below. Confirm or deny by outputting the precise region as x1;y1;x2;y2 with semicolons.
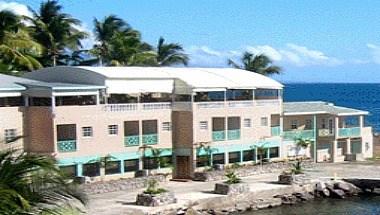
366;43;380;64
73;22;96;50
0;1;32;17
186;44;343;68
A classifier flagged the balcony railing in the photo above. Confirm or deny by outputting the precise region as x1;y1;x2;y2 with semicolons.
227;129;241;140
142;134;158;145
318;129;334;137
197;102;225;109
212;130;225;142
57;140;77;152
283;129;314;140
338;127;361;138
227;101;254;108
124;135;140;147
271;126;281;136
255;100;280;106
103;102;171;112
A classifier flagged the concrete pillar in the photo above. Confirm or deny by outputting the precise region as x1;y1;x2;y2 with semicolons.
239;150;243;163
346;138;351;154
359;115;364;127
24;96;29;107
224;151;229;165
332;140;338;162
313;115;317;162
120;160;125;174
255;148;258;162
335;117;339;138
266;148;270;159
76;163;83;177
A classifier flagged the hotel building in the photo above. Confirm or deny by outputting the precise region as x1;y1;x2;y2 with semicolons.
0;67;373;179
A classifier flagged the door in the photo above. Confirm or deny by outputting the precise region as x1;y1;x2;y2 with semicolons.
175;156;192;179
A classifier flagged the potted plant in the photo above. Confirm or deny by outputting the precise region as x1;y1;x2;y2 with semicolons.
278;159;305;184
214;170;250;195
136;179;176;206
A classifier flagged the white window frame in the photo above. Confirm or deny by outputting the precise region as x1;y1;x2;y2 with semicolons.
243;118;252;128
4;129;16;143
108;125;118;136
260;117;268;126
199;121;208;130
82;126;93;137
162;122;171;131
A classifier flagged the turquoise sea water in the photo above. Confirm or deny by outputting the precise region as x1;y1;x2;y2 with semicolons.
245;195;380;215
284;83;380;132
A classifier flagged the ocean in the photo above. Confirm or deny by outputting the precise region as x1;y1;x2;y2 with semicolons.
284;83;380;133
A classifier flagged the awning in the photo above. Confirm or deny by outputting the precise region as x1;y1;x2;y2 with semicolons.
105;79;174;94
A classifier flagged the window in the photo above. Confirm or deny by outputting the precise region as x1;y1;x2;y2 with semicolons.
196;155;209;167
124;159;139;172
4;129;16;143
269;147;279;158
105;161;121;175
60;165;77;178
260;117;268;126
143;157;158;170
212;153;225;165
83;163;100;177
328;119;333;134
305;119;312;130
108;125;118;135
200;121;208;130
243;118;252;128
291;120;298;129
228;151;241;163
162;122;171;131
243;150;255;162
82;127;93;137
321;119;326;129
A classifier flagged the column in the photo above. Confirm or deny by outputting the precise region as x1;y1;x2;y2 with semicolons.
255;147;258;162
359;115;364;127
76;163;83;177
279;116;284;135
346;138;351;155
332;140;338;162
120;160;125;175
51;96;56;114
224;151;229;165
335;117;339;137
313;115;317;163
240;150;244;163
24;96;29;107
266;148;270;160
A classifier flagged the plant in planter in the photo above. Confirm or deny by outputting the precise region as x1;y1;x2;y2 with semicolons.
214;170;249;195
278;159;305;184
136;179;176;206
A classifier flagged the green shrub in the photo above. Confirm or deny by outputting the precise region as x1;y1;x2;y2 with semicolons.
291;159;303;174
143;179;167;194
225;171;241;184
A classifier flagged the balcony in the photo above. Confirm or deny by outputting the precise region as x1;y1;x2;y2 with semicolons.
103;102;171;112
124;135;139;147
212;130;225;142
142;134;158;145
271;126;281;136
338;127;361;138
283;129;314;140
227;129;241;140
57;140;77;152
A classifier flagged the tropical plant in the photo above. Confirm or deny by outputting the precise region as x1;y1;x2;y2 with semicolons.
143;179;167;195
225;170;241;184
291;159;303;174
197;142;218;168
151;148;171;170
295;137;312;158
228;52;282;76
28;0;87;66
0;149;86;214
250;141;268;169
0;10;43;73
156;36;188;66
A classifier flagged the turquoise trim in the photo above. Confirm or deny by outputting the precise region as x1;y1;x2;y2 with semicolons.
283;129;314;140
124;135;139;147
57;140;77;152
57;151;140;166
212;131;225;142
227;129;241;140
143;148;172;157
338;127;361;137
142;134;158;145
271;126;281;136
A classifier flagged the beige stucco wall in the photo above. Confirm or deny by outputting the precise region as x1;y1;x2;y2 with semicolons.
53;105;172;159
361;126;373;158
0;107;24;151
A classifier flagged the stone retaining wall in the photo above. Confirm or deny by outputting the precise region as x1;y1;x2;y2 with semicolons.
193;161;315;181
81;175;166;195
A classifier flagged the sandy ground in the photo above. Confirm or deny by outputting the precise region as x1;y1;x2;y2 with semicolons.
87;162;380;215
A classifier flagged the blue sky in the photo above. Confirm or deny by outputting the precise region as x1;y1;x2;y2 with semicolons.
2;0;380;83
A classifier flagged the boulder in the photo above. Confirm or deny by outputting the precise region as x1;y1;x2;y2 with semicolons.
316;181;326;192
214;183;250;195
321;188;330;197
136;192;177;207
330;189;345;199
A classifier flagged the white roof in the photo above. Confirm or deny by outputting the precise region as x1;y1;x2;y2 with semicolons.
25;66;283;94
77;66;283;89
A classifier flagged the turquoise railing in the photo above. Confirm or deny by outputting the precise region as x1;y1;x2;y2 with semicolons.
124;135;140;147
271;126;281;136
283;129;314;140
227;129;241;140
212;130;225;142
142;134;158;145
338;127;361;137
57;140;77;152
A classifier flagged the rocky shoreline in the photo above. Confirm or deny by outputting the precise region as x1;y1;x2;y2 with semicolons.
152;178;380;215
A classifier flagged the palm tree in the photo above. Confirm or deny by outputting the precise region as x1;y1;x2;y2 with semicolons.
295;137;312;158
156;37;188;66
0;10;43;74
28;0;87;66
196;142;217;167
0;149;86;214
228;52;281;76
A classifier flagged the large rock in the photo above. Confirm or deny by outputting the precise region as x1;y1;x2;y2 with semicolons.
136;192;177;207
330;189;345;199
214;183;250;195
334;181;361;196
316;181;326;192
